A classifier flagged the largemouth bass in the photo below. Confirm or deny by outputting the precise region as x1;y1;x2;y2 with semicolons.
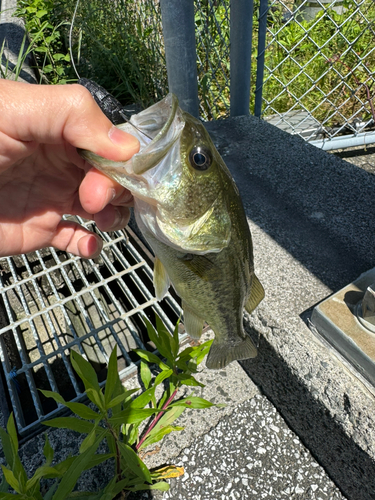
81;93;264;369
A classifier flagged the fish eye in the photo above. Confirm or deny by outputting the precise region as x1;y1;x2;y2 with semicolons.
189;146;212;171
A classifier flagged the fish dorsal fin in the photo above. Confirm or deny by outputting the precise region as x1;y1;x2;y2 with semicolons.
182;301;204;339
153;256;170;300
245;274;265;314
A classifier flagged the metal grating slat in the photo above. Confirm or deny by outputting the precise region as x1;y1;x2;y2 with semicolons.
0;217;184;438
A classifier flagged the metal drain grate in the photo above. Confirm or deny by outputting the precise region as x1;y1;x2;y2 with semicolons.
0;216;183;439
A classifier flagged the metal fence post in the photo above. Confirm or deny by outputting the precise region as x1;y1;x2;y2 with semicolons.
230;0;254;117
160;0;199;117
254;0;269;117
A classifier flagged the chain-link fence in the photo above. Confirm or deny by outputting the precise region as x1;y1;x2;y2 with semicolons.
193;0;375;147
11;0;375;143
258;0;375;146
194;0;231;120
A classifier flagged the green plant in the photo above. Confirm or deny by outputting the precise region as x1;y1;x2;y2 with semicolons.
0;32;29;80
252;0;375;125
15;0;168;106
15;0;74;84
0;317;216;499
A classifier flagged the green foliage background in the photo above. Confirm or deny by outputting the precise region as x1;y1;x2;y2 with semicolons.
14;0;375;125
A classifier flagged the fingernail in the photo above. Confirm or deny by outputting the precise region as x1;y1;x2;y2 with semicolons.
110;207;122;229
109;126;140;151
109;207;130;231
107;188;117;203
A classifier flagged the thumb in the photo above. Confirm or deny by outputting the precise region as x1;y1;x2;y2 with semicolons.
0;80;140;162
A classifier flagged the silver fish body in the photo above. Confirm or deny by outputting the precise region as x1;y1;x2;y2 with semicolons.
81;94;264;369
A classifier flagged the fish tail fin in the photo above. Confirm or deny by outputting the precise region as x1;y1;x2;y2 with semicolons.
205;335;257;370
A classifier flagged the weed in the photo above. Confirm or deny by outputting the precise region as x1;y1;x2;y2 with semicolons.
0;317;218;498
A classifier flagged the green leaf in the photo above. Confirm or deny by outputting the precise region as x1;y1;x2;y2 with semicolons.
0;425;14;468
140;361;151;390
35;9;48;18
50;452;113;480
133;349;169;370
101;478;130;498
6;412;18;453
104;346;119;406
51;435;102;500
43;434;54;466
43;417;95;434
0;494;27;500
1;466;20;493
66;402;100;420
108;408;160;426
118;442;151;483
172;318;181;357
169;396;214;409
155;315;178;362
86;388;105;411
39;390;100;420
0;472;9;492
121;423;138;446
42;482;58;500
144;318;158;348
52;53;67;61
1;414;27;491
178;340;212;366
154;368;173;387
126;481;169;492
139;425;184;450
85;453;114;470
129;386;155;409
175;373;204;387
79;425;98;454
25;465;61;491
52;457;75;476
144;317;174;364
70;350;101;394
152;405;185;435
106;388;139;409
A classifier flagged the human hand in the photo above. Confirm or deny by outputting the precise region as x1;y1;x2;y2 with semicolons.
0;80;139;259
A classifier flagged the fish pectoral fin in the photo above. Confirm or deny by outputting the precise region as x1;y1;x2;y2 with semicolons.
178;254;215;281
245;274;265;314
205;335;257;370
153;256;170;300
182;301;204;339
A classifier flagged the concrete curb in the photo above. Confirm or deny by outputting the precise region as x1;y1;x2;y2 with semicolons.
205;116;375;500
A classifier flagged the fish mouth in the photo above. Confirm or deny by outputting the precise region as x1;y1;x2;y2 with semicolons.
124;93;185;176
79;93;185;200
